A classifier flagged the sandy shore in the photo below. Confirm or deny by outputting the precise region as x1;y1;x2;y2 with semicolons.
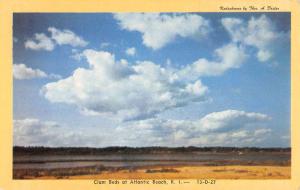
29;165;290;179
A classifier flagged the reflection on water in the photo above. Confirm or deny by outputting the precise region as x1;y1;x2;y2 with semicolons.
13;152;290;169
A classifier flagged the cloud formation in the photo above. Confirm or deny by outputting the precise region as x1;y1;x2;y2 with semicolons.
25;27;88;51
196;110;271;132
125;47;136;56
39;15;284;122
41;38;251;120
13;118;106;147
42;49;209;120
116;110;272;147
221;15;286;62
13;110;272;147
179;43;247;80
14;118;61;146
114;13;210;50
48;27;88;47
13;13;290;148
13;64;61;80
25;33;55;51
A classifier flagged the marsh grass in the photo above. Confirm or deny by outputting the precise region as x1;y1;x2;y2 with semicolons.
13;165;126;179
145;168;179;173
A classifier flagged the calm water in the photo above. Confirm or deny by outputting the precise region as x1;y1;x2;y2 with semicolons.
13;152;290;169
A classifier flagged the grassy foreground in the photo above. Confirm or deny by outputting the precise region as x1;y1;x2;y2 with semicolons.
15;165;290;179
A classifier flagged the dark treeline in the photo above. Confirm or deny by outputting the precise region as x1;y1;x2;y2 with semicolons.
13;146;291;156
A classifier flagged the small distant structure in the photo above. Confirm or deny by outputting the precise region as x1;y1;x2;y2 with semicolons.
238;151;243;155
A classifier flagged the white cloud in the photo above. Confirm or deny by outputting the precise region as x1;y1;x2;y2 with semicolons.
257;50;272;62
14;110;272;147
25;27;88;51
185;80;208;96
196;110;271;133
125;47;136;56
41;41;252;120
115;110;272;147
14;118;60;146
13;64;47;79
253;128;272;136
25;33;55;51
179;43;247;80
48;27;88;47
114;13;210;50
13;63;61;80
221;15;286;62
13;118;107;147
41;49;209;121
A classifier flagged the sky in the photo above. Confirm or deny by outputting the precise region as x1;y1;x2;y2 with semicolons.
13;13;290;147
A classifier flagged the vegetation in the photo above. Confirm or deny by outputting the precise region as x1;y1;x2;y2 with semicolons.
145;168;179;173
13;146;291;156
13;165;123;179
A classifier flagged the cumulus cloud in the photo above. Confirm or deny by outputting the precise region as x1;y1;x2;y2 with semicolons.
25;27;88;51
48;27;88;47
13;118;107;147
196;110;271;132
25;33;55;51
14;64;47;79
125;47;136;56
114;13;210;50
39;15;283;122
13;63;61;80
115;110;272;147
14;118;61;146
221;15;287;62
41;41;251;120
41;49;209;121
179;43;247;80
14;110;272;147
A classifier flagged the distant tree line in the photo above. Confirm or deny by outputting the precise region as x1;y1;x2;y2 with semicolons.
13;146;291;156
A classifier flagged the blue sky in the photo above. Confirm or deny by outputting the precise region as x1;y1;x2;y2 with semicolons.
13;13;290;147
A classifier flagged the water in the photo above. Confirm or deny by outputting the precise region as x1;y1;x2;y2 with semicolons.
13;152;290;169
